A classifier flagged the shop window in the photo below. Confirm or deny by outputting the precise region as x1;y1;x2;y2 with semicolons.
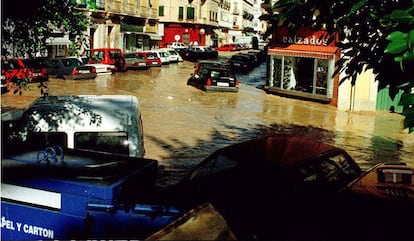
159;6;164;16
187;7;195;20
316;59;329;95
179;7;184;19
271;55;332;97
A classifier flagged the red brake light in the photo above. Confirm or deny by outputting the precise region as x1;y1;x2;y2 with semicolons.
206;78;212;86
72;69;79;75
91;67;97;73
236;79;239;87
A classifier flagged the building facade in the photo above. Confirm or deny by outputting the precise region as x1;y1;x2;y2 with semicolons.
68;0;161;55
158;0;262;48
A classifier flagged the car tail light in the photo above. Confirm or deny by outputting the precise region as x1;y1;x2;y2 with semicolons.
91;67;97;73
206;78;212;86
235;79;239;87
72;69;79;75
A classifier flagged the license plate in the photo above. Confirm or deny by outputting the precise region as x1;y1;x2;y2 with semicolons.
79;70;90;74
152;62;158;64
32;73;41;76
139;63;146;66
217;82;229;87
234;63;240;66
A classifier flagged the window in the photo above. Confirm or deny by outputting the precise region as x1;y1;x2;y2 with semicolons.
159;5;164;16
178;7;184;19
271;55;332;97
187;7;194;19
27;132;68;150
75;132;129;155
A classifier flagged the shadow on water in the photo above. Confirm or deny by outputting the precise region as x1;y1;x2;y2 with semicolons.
146;120;405;188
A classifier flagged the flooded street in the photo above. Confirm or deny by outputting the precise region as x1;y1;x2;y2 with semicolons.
1;56;413;185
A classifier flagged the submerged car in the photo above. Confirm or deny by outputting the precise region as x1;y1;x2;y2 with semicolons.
90;48;127;72
160;48;183;62
187;66;239;92
46;57;97;80
124;53;149;70
154;135;364;240
138;51;162;67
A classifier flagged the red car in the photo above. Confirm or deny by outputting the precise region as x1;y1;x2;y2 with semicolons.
22;58;49;82
215;44;239;51
2;58;48;84
137;51;162;67
90;48;127;72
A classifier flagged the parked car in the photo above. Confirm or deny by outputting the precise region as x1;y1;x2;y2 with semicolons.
79;56;114;74
167;42;187;50
153;50;170;65
153;135;363;240
187;66;239;92
22;58;49;82
2;95;146;158
227;54;254;72
46;57;97;80
90;48;127;72
1;58;25;93
124;53;149;70
179;46;218;61
1;58;46;84
138;51;162;67
215;44;239;51
192;60;229;76
160;48;183;62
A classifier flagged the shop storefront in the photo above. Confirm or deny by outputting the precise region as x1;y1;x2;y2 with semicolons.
266;27;340;105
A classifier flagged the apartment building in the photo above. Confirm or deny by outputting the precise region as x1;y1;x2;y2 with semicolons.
158;0;262;47
70;0;160;53
56;1;265;54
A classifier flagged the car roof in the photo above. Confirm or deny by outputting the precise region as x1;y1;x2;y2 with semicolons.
193;135;346;171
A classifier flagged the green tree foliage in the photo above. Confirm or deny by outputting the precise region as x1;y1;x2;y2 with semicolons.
1;0;88;58
262;0;414;132
2;0;89;95
384;7;414;132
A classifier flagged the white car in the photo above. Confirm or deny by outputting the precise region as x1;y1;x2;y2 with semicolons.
160;48;183;62
168;42;187;50
79;56;113;75
3;95;146;158
153;50;170;65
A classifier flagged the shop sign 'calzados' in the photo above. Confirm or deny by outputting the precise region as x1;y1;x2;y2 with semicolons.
274;26;338;47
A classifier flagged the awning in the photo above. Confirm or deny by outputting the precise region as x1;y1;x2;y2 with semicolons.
268;44;339;59
144;33;162;40
46;37;72;45
123;31;162;40
213;29;226;39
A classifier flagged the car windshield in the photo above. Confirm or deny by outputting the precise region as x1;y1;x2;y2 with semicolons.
61;58;82;67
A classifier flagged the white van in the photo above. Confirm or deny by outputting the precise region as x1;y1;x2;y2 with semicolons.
7;95;145;158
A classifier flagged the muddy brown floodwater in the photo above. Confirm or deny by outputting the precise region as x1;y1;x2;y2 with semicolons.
1;56;413;186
